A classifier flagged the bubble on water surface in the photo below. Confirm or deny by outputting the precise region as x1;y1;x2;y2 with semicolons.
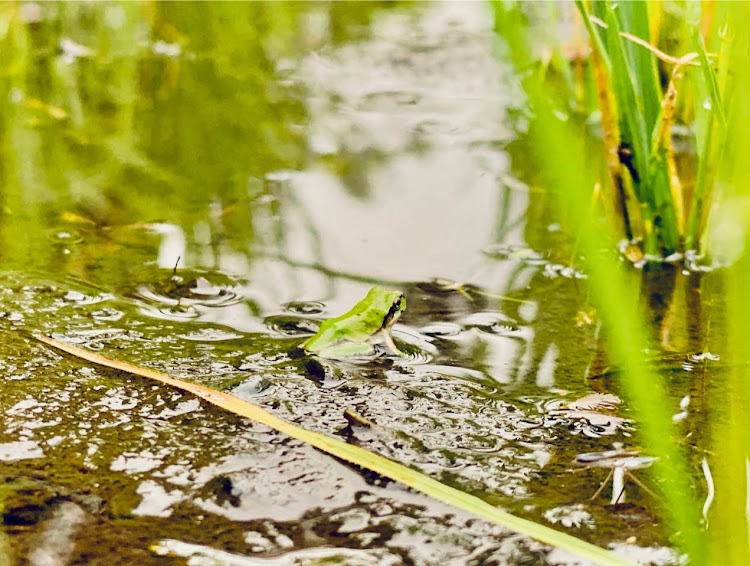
542;263;586;279
606;541;685;566
543;394;630;437
686;351;719;362
50;328;127;350
59;290;110;306
46;228;84;244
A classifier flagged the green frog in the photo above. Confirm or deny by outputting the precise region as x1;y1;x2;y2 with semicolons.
301;287;406;358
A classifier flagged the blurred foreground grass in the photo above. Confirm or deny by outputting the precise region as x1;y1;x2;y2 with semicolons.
492;1;750;562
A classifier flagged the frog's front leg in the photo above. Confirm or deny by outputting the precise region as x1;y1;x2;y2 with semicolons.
373;329;403;357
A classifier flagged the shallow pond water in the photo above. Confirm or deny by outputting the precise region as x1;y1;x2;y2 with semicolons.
0;2;725;565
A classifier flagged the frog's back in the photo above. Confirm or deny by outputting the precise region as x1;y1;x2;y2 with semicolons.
301;287;404;354
302;312;373;352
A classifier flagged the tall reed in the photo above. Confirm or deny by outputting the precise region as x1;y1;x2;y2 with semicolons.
491;1;746;562
572;1;725;260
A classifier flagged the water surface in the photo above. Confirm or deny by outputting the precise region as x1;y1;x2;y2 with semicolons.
0;2;720;564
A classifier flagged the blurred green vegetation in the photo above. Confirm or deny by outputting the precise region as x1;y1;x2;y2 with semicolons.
4;1;748;562
492;0;750;563
0;1;396;278
500;1;728;259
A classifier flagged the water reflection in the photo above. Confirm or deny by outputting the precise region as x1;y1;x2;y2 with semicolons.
0;1;715;563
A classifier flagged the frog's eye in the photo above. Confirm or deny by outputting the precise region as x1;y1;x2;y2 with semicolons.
393;295;406;312
385;295;405;321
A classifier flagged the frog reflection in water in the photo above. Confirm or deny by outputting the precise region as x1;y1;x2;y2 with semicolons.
301;287;406;358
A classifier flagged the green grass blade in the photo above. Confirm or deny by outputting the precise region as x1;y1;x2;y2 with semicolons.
527;102;705;562
694;30;726;132
615;1;661;134
575;0;612;75
32;334;638;566
603;5;649;188
714;3;750;561
685;29;726;251
647;154;680;250
598;3;665;253
646;75;681;250
494;2;705;552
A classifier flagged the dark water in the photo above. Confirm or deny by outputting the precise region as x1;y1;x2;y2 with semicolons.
0;2;722;565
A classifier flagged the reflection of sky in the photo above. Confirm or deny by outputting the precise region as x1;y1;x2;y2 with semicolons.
156;2;561;390
255;1;527;290
207;2;559;388
288;155;503;281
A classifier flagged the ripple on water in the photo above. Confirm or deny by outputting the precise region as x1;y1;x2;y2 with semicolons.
46;228;84;245
90;307;125;322
138;303;202;320
264;315;319;337
391;328;435;365
61;290;108;305
460;311;523;337
389;364;488;386
418;322;463;338
130;270;243;309
283;300;326;315
392;348;432;365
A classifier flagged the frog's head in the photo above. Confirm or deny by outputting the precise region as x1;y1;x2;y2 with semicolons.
369;287;406;329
